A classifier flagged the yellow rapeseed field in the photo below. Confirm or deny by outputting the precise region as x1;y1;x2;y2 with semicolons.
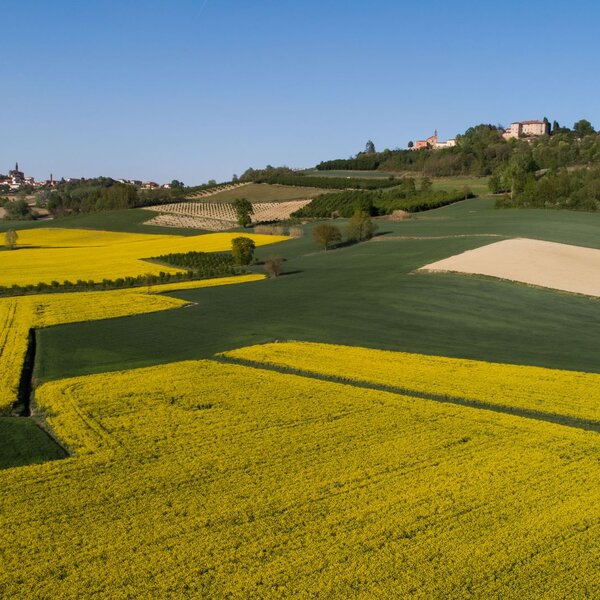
0;228;286;286
224;341;600;424
0;274;264;413
1;358;600;597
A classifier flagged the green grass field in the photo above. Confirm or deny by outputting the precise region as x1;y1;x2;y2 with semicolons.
430;175;490;196
203;182;331;202
35;199;600;386
0;209;204;236
0;418;67;469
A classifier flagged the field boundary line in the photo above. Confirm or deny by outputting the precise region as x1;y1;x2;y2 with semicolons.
216;355;600;434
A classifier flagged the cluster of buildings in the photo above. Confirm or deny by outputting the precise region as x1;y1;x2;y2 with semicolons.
412;130;456;151
0;163;57;191
1;164;173;192
0;163;53;191
411;119;549;151
117;180;172;190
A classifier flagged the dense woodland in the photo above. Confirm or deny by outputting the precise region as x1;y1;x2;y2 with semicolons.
494;167;600;211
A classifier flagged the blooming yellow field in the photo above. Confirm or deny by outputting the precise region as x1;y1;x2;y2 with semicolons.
1;358;600;597
0;274;264;413
0;228;286;286
224;341;600;425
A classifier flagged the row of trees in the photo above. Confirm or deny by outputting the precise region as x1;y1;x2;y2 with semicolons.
293;178;472;218
240;169;398;191
312;211;377;250
34;178;238;218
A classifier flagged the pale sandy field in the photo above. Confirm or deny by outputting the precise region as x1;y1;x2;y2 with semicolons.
419;238;600;298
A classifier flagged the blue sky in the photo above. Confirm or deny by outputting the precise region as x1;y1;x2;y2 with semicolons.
1;0;599;184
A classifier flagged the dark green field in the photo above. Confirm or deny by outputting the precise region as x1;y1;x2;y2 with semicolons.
35;199;600;385
0;208;204;236
0;418;67;469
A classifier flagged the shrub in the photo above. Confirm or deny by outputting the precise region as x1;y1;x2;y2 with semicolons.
264;256;284;278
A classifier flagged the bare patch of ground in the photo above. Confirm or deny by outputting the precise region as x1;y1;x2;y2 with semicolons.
419;238;600;298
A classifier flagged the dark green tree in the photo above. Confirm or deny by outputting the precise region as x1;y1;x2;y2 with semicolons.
573;119;595;138
4;199;33;220
231;236;256;265
233;198;253;227
365;140;376;154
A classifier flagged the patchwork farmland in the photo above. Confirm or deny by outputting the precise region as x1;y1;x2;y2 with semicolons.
143;199;312;230
1;195;599;598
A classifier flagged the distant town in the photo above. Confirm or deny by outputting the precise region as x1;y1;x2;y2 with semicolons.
0;164;174;193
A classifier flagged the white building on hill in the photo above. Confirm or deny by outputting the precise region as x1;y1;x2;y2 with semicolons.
502;120;549;140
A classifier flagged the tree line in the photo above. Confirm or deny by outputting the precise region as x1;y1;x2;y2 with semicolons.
240;170;399;190
316;119;600;178
292;179;473;218
31;178;236;218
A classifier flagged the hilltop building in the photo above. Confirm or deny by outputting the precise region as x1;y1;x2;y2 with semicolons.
412;130;456;150
1;164;59;190
7;162;28;189
502;120;550;140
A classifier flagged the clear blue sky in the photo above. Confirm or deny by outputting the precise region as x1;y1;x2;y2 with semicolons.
2;0;598;185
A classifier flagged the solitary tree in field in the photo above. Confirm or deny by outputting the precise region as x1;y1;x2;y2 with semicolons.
312;223;341;251
233;198;253;228
264;255;284;278
231;236;256;265
345;211;377;242
4;229;18;249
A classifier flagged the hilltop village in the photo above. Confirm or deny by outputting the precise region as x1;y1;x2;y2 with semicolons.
412;118;549;150
0;164;175;193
